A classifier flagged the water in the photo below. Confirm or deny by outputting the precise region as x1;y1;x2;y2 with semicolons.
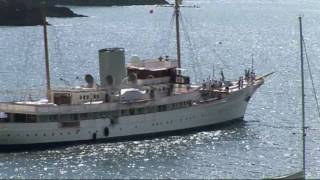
0;0;319;178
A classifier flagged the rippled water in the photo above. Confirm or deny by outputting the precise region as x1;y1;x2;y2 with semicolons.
0;0;319;178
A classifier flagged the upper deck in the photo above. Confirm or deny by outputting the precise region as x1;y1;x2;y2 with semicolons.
0;88;200;115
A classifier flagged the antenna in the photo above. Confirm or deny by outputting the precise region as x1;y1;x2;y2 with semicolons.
251;53;254;72
41;0;52;102
212;64;215;79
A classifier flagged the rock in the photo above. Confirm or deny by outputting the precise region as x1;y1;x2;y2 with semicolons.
0;1;42;26
46;6;87;17
0;0;86;26
53;0;169;6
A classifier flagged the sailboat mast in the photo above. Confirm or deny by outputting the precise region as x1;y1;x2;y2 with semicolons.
42;1;52;102
299;16;306;179
174;0;182;69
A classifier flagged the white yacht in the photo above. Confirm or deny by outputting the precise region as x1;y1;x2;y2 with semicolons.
0;0;268;151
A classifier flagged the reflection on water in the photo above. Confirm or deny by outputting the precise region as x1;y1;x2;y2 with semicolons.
0;121;254;179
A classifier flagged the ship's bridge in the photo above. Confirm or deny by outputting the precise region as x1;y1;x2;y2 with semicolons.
127;58;189;85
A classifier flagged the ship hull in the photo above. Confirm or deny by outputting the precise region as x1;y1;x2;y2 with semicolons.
0;84;260;151
0;118;243;152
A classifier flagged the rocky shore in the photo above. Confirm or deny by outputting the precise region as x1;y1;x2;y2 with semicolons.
53;0;169;6
0;0;168;26
0;0;85;26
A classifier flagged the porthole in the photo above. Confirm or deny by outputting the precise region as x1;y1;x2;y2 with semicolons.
44;134;46;136
7;134;10;137
52;133;55;136
60;132;63;135
26;134;29;137
35;134;38;136
68;132;71;135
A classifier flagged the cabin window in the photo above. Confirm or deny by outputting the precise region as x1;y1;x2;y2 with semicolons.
129;109;135;115
121;110;129;116
108;111;118;118
12;114;37;123
100;112;108;118
89;112;100;119
163;105;167;111
80;113;88;120
146;106;155;113
137;108;145;114
49;115;58;121
60;114;73;121
72;114;79;121
37;115;47;122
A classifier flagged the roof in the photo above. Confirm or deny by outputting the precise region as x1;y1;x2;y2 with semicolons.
127;59;178;71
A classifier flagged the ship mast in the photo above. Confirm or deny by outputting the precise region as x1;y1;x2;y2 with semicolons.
174;0;182;69
42;1;52;102
298;16;306;179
